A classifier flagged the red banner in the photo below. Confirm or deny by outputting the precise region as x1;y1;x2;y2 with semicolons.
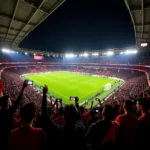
0;80;4;95
34;56;43;60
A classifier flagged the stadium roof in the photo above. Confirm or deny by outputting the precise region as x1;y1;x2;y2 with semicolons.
0;0;148;55
0;0;65;48
125;0;150;49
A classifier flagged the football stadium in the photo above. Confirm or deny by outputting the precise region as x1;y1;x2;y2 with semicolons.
0;0;150;150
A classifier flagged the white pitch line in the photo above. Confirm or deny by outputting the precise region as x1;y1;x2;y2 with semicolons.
32;79;69;99
25;72;104;102
40;74;102;100
44;74;87;93
48;88;69;99
43;76;70;88
38;75;98;100
40;75;75;99
80;88;100;99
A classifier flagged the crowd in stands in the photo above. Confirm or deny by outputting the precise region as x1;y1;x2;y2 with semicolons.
1;66;149;104
0;80;150;150
1;64;150;150
73;67;149;102
1;69;43;106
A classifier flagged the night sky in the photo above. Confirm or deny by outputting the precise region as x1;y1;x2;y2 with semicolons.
20;0;135;53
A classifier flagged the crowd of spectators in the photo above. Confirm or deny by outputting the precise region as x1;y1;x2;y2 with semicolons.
72;67;149;103
0;81;150;150
1;70;43;106
1;66;149;105
0;65;150;150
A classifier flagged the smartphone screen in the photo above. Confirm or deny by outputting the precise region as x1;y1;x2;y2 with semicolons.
70;97;75;101
28;81;33;85
96;109;99;113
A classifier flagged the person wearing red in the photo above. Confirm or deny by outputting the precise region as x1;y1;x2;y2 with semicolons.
115;100;138;150
80;101;93;127
42;85;86;150
54;99;64;125
0;79;4;96
86;105;119;150
0;80;28;150
54;107;64;125
136;98;150;150
8;102;47;150
87;109;99;129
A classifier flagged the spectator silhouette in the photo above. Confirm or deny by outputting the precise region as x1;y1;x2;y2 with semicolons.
87;109;99;129
42;85;86;150
8;102;47;150
136;98;150;150
86;105;119;150
115;100;138;150
0;80;28;150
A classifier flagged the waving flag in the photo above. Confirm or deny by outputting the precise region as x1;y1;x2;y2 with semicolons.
0;80;4;95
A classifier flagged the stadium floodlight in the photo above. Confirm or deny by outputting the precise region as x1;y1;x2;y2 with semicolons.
92;52;99;56
125;49;137;54
83;53;89;57
133;50;137;54
2;48;18;53
106;51;114;56
141;43;147;47
65;53;76;58
2;48;11;53
25;52;28;55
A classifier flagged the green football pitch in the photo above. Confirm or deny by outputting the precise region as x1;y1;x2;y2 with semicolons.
23;72;122;105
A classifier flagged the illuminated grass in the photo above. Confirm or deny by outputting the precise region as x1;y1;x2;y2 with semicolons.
23;72;121;104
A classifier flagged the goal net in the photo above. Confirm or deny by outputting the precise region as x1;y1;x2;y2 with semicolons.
104;83;111;91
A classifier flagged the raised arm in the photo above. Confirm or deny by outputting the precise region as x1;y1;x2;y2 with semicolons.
51;100;58;110
42;85;58;128
42;85;48;116
84;101;93;116
60;98;63;107
11;80;28;113
54;99;59;117
49;96;53;107
90;100;94;110
75;97;82;120
98;99;103;108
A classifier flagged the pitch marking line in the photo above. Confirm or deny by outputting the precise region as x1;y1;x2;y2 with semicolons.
23;72;110;103
33;75;100;101
32;79;69;99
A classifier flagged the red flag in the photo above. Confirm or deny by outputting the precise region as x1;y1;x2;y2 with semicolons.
0;80;4;95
